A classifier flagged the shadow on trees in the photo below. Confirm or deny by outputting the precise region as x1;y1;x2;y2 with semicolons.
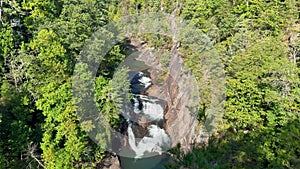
0;83;44;168
165;117;300;169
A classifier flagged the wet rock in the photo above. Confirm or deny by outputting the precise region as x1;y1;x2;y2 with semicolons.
133;40;199;153
102;155;121;169
131;121;148;139
121;38;199;157
130;71;152;94
131;95;166;122
127;124;171;158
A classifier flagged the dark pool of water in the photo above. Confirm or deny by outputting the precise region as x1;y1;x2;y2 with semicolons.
119;148;169;169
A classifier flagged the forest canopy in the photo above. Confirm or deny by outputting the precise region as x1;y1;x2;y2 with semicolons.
0;0;299;168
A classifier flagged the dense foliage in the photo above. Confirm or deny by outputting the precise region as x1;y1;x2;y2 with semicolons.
0;0;299;168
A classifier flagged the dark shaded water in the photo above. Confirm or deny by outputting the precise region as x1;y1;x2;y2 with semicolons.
119;148;169;169
120;52;151;73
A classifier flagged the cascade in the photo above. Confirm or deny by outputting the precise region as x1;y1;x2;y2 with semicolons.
127;123;170;158
126;71;170;159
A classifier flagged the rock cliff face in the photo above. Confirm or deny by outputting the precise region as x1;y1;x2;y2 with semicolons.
107;38;200;168
131;39;199;152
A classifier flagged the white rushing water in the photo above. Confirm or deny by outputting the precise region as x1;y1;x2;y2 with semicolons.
130;72;152;94
128;123;170;158
126;71;170;159
139;76;152;89
132;95;164;121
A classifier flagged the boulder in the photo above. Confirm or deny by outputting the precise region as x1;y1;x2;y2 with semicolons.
102;156;121;169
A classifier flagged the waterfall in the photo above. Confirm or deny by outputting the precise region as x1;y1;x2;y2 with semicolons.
147;125;170;151
127;123;170;158
126;71;170;159
139;76;152;89
130;72;152;94
128;123;138;153
132;95;164;121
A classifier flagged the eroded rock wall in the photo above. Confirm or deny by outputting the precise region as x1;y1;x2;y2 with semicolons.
133;39;199;153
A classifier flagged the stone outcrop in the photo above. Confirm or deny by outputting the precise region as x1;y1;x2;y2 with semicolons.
132;39;199;153
107;38;200;168
102;156;121;169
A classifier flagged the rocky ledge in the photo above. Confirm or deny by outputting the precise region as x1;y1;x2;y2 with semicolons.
130;38;200;153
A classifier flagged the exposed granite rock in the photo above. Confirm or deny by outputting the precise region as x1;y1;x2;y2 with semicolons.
110;38;200;169
102;156;121;169
132;39;199;153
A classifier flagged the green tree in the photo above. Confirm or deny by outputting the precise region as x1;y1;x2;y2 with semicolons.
0;80;43;168
167;35;300;169
0;24;13;78
37;80;88;168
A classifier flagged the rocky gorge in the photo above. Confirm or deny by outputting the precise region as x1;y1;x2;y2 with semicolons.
104;38;201;169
